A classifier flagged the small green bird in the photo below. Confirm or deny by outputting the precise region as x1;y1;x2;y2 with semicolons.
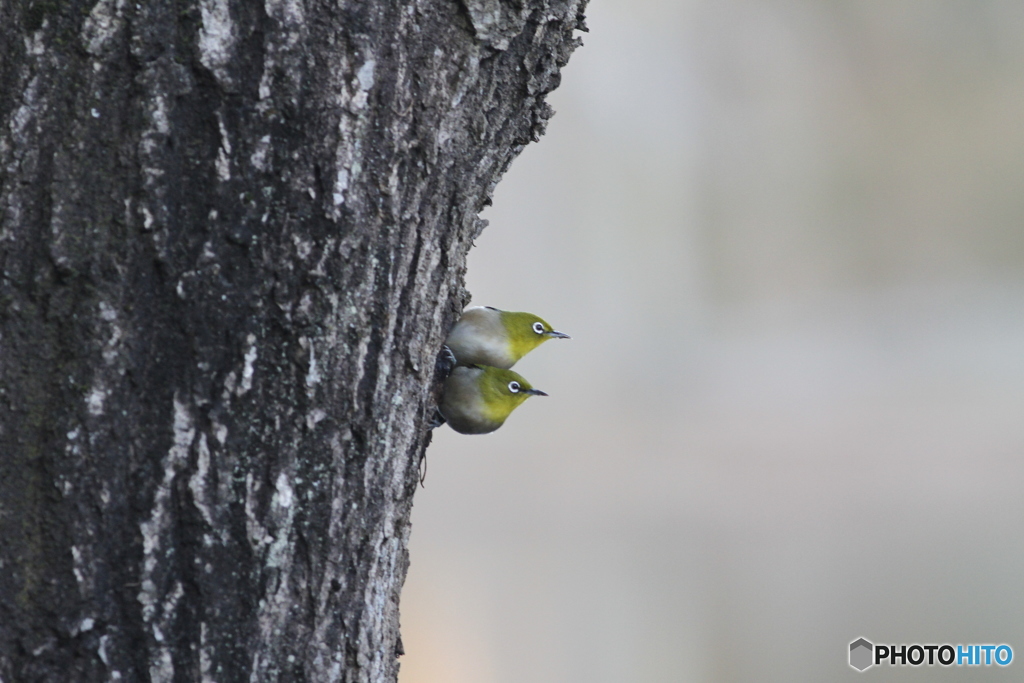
439;365;547;434
444;306;570;369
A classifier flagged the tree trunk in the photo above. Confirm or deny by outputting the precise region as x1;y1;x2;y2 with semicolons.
0;0;586;680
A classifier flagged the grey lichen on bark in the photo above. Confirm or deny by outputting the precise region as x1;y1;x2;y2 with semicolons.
0;0;587;680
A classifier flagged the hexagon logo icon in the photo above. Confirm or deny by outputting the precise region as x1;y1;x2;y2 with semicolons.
850;638;874;671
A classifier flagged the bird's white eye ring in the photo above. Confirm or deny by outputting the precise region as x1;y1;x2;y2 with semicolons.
508;381;521;393
532;322;545;334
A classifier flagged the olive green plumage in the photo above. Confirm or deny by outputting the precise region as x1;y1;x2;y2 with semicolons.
439;366;547;434
444;306;570;369
437;306;568;435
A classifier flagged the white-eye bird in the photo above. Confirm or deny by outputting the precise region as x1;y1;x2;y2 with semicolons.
444;306;570;369
439;365;547;434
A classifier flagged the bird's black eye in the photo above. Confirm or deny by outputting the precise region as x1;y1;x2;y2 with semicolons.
508;381;520;393
532;322;545;334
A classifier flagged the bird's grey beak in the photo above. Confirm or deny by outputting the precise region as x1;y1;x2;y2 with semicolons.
524;388;548;397
546;330;571;339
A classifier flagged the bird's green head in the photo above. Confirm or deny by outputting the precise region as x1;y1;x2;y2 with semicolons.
477;366;548;422
497;310;571;361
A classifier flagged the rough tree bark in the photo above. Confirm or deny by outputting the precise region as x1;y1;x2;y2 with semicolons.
0;0;586;680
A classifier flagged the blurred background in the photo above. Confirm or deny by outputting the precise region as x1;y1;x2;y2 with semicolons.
400;1;1024;681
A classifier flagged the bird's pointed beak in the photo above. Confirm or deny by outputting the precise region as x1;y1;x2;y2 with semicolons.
524;388;548;397
546;330;571;339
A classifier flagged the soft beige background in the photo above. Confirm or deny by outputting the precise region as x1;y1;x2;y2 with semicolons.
400;1;1024;681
